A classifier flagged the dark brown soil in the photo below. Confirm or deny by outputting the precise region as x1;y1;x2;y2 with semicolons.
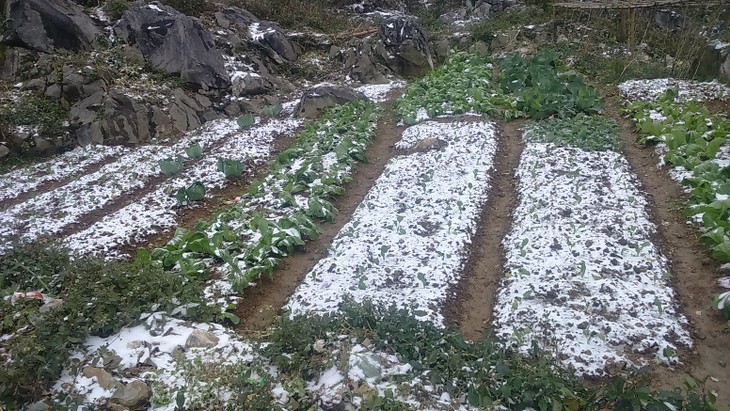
235;106;405;334
605;98;730;408
442;120;525;341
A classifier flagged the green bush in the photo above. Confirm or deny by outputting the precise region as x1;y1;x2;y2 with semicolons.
237;0;350;32
0;95;68;138
103;0;129;20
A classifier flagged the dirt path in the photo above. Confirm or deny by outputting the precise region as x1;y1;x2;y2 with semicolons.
605;99;730;408
235;106;405;333
443;121;524;341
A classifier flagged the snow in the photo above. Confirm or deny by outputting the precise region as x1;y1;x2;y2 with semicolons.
249;22;275;41
0;119;244;255
493;141;692;376
286;120;497;325
355;81;406;102
63;118;301;257
53;313;256;408
619;78;730;102
0;145;130;203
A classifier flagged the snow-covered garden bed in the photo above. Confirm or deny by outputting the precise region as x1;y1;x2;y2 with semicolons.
287;120;497;325
493;135;691;376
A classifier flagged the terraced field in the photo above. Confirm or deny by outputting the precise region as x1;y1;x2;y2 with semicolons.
2;55;730;410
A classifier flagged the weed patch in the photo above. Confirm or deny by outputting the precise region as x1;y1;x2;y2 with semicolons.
258;302;719;410
0;243;216;405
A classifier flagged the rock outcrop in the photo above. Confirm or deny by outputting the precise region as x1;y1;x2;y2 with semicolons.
378;16;433;78
295;85;370;118
115;1;230;89
1;0;99;53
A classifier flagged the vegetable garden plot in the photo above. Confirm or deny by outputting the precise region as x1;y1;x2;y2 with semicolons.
624;87;730;316
151;101;380;294
0;145;130;204
0;119;241;255
286;120;497;325
493;140;692;376
63;119;301;257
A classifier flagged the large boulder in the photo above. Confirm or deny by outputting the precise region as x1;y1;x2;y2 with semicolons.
1;0;99;53
115;1;230;90
249;21;302;64
295;85;370;119
378;16;433;78
335;38;391;84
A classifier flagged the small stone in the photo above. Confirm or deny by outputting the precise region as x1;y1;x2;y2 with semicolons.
313;339;326;353
39;298;63;313
103;351;123;370
25;401;51;411
82;366;123;391
0;145;9;160
110;380;151;409
127;341;144;350
719;360;726;368
185;329;220;348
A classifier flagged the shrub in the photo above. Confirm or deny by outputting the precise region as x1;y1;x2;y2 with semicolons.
103;0;129;20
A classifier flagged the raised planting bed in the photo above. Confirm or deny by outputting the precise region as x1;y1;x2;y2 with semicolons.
0;145;130;204
63;118;301;257
286;120;497;325
0;119;245;255
493;116;691;376
151;100;380;295
623;86;730;317
395;51;603;124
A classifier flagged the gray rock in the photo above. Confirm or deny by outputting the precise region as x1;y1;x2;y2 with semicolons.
169;88;204;132
110;380;151;410
115;1;230;89
76;121;104;146
39;298;63;313
82;366;123;391
214;6;258;30
101;92;151;145
434;39;451;61
24;402;51;411
378;16;433;78
231;72;272;96
70;91;104;125
296;85;370;119
250;21;302;64
472;1;492;19
33;137;54;153
469;41;489;57
185;329;220;348
654;9;686;31
2;0;99;53
0;145;10;160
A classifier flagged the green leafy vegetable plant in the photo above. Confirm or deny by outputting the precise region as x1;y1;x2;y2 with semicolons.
159;156;184;176
217;158;245;179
